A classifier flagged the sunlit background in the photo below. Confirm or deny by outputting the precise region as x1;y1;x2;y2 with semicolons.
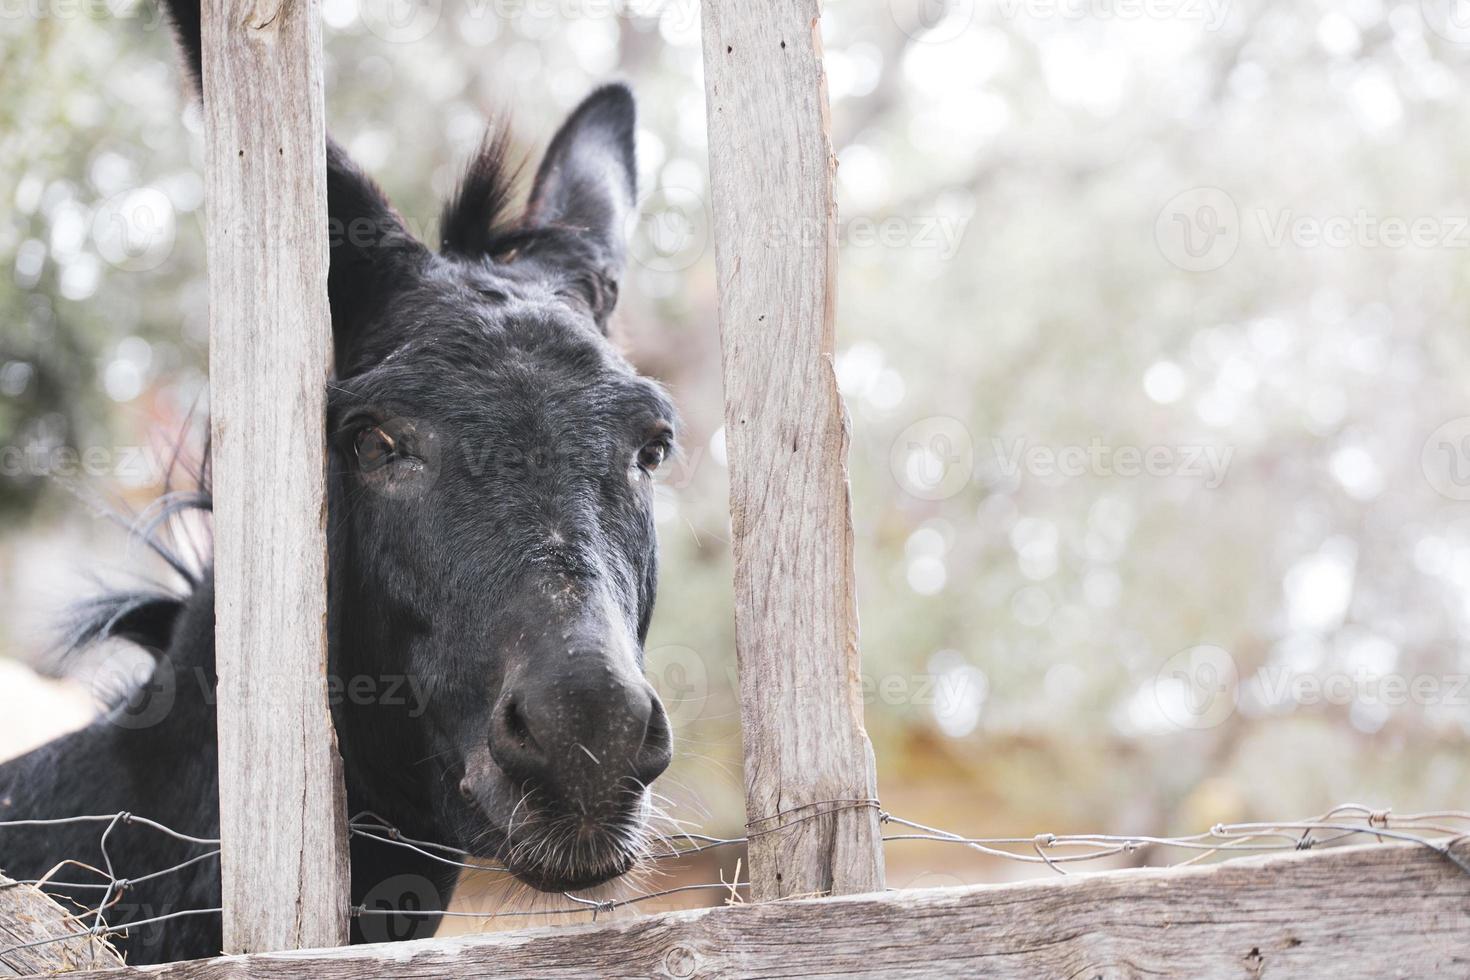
3;0;1470;925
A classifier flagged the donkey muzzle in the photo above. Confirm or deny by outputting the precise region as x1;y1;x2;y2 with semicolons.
486;651;672;806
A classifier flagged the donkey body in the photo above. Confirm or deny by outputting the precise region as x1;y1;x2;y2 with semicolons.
0;1;675;964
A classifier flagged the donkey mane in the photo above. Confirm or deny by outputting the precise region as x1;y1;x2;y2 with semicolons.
440;126;522;256
56;487;210;685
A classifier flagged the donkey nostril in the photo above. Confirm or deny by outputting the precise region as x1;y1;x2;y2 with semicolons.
503;698;533;746
489;677;671;795
632;691;673;785
488;692;551;787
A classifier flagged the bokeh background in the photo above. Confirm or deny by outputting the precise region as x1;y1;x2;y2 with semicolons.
3;0;1470;925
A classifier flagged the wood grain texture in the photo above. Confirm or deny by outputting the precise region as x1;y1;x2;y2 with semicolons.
0;875;124;975
63;844;1470;978
201;0;349;954
699;0;885;901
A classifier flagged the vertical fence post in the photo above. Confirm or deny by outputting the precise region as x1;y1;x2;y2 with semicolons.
700;1;886;900
202;0;350;953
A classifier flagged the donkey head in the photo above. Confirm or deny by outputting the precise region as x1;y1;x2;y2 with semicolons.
323;86;674;891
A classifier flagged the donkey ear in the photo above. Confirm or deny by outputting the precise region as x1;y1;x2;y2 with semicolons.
326;140;429;363
157;0;426;367
522;85;638;322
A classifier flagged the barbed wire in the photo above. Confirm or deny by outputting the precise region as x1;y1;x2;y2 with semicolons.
0;812;223;961
2;801;1466;959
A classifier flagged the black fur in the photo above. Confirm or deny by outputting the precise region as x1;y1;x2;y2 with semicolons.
0;2;675;964
439;125;521;257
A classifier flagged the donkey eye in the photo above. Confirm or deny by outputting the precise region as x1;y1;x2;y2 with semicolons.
636;441;667;473
354;425;397;471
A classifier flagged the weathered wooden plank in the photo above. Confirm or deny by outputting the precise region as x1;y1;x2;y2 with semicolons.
0;874;125;975
201;0;349;955
699;0;885;901
62;844;1470;978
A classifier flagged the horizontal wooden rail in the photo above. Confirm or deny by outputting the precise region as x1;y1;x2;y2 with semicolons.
0;874;123;975
57;843;1470;978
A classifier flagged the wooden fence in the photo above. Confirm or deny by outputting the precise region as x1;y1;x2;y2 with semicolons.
7;0;1469;976
9;843;1470;977
202;0;348;955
